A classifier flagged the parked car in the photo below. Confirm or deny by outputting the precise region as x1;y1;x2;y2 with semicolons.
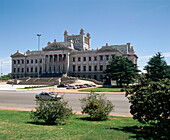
57;84;67;88
75;85;80;89
66;85;77;89
35;92;61;100
84;84;93;87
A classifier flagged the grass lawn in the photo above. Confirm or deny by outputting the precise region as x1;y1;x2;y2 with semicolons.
19;85;55;89
79;87;122;92
1;110;168;140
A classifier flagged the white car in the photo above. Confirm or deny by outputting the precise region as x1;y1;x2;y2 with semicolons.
66;85;77;89
35;92;61;100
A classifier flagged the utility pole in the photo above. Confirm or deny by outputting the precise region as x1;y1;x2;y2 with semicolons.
37;34;41;87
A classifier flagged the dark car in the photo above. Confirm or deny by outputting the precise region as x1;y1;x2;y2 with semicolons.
57;84;67;88
35;92;61;100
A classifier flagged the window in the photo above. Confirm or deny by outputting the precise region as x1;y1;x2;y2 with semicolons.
13;60;16;64
100;75;103;80
100;55;103;61
83;57;86;61
22;68;24;72
27;68;29;72
73;65;75;72
35;59;38;63
21;59;24;64
100;65;103;71
94;66;97;71
72;57;75;62
78;66;81;71
18;68;20;72
94;56;97;61
78;57;81;62
89;66;91;71
94;75;97;80
89;57;91;61
40;59;42;63
88;75;91;78
31;67;33;72
83;66;86;71
14;68;16;73
31;60;33;63
35;67;37;72
106;55;109;60
17;60;20;64
27;60;29;64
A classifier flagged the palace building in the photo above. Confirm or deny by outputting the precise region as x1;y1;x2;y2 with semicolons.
11;29;138;81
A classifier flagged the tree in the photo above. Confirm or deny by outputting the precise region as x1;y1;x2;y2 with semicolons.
104;56;139;87
1;73;11;80
126;77;170;133
144;52;170;81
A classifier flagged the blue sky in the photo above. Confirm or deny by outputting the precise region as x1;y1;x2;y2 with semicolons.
0;0;170;75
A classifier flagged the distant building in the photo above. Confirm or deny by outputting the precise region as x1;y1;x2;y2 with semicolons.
11;29;138;81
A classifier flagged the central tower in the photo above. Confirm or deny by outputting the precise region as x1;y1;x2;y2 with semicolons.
64;28;91;51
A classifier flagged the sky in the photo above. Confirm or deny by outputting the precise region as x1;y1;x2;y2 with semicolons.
0;0;170;75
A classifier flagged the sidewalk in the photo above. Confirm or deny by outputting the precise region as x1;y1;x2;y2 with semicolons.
0;106;132;117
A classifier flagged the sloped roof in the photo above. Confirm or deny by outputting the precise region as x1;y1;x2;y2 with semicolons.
42;43;73;51
98;46;124;54
11;50;25;57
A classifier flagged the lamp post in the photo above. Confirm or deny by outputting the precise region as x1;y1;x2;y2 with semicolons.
0;62;3;82
37;34;41;86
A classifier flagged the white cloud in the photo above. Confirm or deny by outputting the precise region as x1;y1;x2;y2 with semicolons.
139;52;170;59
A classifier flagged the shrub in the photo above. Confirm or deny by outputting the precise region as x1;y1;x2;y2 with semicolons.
30;97;72;125
80;93;114;120
126;77;170;131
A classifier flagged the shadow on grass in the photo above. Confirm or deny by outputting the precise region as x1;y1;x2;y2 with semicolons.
76;116;108;121
108;126;170;139
26;121;67;126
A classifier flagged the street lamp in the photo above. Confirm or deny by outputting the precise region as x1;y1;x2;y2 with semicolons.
37;34;41;86
0;62;3;82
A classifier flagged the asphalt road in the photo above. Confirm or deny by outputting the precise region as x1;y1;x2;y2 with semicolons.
0;90;130;114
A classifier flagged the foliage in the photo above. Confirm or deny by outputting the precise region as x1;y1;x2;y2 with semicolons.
104;56;139;87
126;77;170;130
1;73;11;80
144;52;170;81
80;93;114;120
30;97;72;125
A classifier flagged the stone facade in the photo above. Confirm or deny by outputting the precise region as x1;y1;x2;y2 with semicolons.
11;29;138;81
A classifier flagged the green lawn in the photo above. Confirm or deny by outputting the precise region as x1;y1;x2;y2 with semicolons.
79;87;122;92
1;110;166;140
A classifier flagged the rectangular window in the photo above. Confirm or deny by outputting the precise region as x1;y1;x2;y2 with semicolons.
89;57;91;61
13;60;16;64
100;65;103;71
106;55;109;60
35;68;37;72
31;68;33;72
22;68;24;72
100;75;103;80
94;56;97;61
21;60;24;64
100;55;103;61
89;66;91;71
78;66;81;71
18;68;20;72
27;68;29;72
73;65;75;72
94;75;97;80
35;60;38;63
72;57;75;62
78;57;81;62
14;68;16;72
27;60;29;64
31;60;33;63
94;66;97;71
17;60;20;64
40;59;42;63
83;57;86;61
83;66;86;71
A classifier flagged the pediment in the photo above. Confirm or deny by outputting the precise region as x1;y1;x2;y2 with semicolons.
11;51;25;57
43;43;72;51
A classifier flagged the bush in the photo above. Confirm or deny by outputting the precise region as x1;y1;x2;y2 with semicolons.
30;98;72;125
80;93;114;121
126;77;170;130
